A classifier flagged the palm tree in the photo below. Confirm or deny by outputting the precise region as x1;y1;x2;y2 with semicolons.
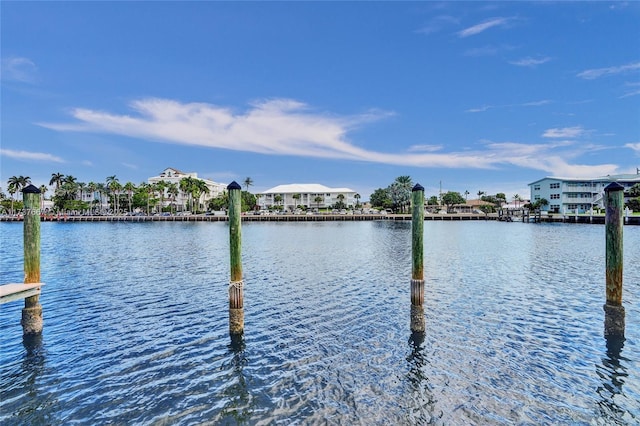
77;182;86;205
123;182;136;213
292;193;301;209
139;182;153;215
193;179;210;212
155;180;167;213
354;193;361;209
244;177;253;192
7;176;18;214
314;195;323;211
464;190;470;201
64;175;77;186
39;185;48;211
477;190;485;200
513;194;521;209
49;172;65;190
87;182;98;213
336;193;345;209
95;183;107;214
106;176;120;214
273;194;283;211
179;177;195;212
166;182;179;215
7;176;31;213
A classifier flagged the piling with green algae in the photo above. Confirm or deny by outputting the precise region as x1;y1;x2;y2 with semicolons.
227;181;244;335
21;184;43;335
603;182;625;337
410;183;425;333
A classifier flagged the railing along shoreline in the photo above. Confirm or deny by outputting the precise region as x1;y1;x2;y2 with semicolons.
1;213;638;224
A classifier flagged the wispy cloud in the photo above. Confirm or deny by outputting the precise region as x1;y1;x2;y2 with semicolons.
0;148;64;163
40;97;614;175
509;56;551;67
407;144;443;153
1;56;38;83
415;15;459;35
466;99;551;113
577;61;640;80
625;142;640;154
458;17;512;38
483;141;618;178
620;82;640;98
542;126;585;138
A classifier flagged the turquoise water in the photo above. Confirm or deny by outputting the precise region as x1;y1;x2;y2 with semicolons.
1;221;639;425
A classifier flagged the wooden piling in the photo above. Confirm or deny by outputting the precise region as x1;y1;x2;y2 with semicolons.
410;183;425;333
603;182;625;337
21;185;43;335
227;181;244;335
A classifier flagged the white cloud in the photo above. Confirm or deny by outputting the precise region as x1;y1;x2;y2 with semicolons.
1;57;38;83
466;105;493;113
40;97;616;175
0;148;64;163
467;99;551;113
620;82;640;98
509;56;551;67
415;15;459;35
542;126;585;138
625;142;640;154
407;144;443;153
577;61;640;80
458;17;512;38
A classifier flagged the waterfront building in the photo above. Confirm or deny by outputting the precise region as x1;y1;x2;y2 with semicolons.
260;183;357;211
528;172;640;213
148;167;226;211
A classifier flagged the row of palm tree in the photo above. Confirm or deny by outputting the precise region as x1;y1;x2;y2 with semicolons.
3;173;218;215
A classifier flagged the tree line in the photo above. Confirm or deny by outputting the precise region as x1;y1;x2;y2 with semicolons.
1;173;258;215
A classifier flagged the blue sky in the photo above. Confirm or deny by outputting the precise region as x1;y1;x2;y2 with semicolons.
2;1;639;201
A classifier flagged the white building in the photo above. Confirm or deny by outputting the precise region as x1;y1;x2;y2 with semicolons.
528;172;640;214
260;183;358;211
148;167;226;211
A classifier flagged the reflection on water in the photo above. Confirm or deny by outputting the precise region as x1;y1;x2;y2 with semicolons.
596;336;630;425
0;221;639;424
218;335;252;424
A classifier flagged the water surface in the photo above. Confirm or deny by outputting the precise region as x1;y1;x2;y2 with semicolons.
1;221;638;424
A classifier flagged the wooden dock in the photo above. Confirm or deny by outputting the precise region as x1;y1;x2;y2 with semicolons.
0;283;43;305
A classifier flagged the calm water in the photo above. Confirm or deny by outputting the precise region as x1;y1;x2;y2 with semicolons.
0;221;639;425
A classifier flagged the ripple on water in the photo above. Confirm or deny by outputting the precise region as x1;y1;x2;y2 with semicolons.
0;221;639;425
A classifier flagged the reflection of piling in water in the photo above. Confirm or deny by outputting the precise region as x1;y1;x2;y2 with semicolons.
22;185;43;335
604;182;625;338
228;181;244;336
410;184;425;333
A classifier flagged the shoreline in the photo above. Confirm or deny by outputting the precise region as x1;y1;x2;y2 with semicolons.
1;213;638;225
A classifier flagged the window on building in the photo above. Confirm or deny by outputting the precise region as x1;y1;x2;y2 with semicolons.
533;185;540;191
550;183;560;189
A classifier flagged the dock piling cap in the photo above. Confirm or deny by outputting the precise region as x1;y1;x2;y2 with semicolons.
604;182;625;192
227;181;242;190
412;183;425;192
22;184;41;194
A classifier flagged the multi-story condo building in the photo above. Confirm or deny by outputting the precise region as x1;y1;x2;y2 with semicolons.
148;167;226;211
260;183;358;211
529;172;640;213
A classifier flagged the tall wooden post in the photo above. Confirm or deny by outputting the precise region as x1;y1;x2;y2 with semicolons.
410;183;425;333
604;182;625;337
22;184;43;335
227;181;244;335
